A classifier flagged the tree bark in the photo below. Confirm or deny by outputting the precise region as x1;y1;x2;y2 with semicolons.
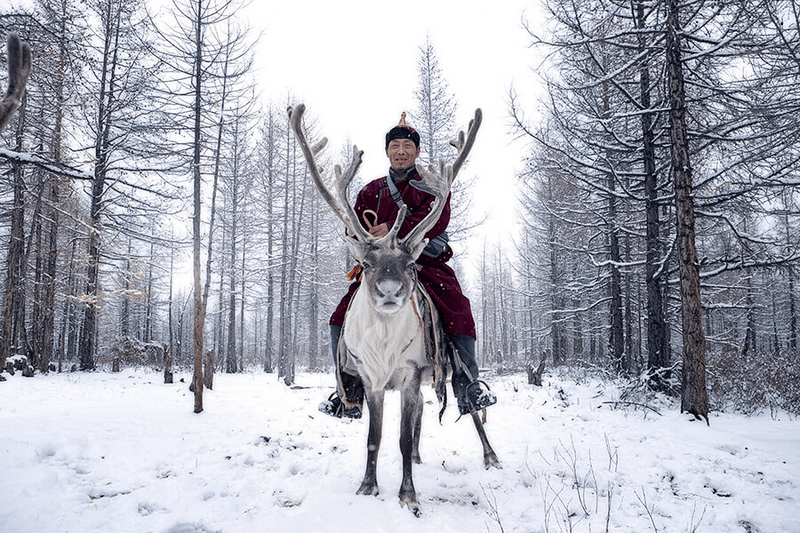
191;0;205;413
264;112;276;373
667;0;709;423
638;1;670;388
0;109;28;373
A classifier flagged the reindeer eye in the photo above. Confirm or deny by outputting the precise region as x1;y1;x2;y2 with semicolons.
361;261;371;270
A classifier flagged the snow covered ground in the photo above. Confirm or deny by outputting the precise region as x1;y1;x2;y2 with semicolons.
1;368;798;533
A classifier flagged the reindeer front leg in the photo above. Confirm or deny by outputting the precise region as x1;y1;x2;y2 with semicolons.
398;374;424;514
357;389;384;497
411;388;423;465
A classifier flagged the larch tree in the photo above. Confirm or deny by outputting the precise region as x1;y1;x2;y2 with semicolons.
155;0;254;411
665;0;708;422
413;36;457;166
77;0;164;371
411;36;477;243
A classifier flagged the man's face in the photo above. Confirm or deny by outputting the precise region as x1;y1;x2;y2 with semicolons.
386;138;420;172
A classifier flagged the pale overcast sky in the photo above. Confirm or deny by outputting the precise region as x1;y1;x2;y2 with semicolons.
245;0;546;266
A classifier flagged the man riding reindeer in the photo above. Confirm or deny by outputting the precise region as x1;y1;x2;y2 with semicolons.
319;113;497;419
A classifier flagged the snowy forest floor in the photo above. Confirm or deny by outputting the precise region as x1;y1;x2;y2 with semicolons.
1;367;798;533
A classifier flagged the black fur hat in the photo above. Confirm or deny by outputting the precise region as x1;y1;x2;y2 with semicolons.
385;112;420;149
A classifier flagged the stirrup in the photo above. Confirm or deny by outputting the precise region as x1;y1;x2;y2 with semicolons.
458;380;497;416
319;392;362;419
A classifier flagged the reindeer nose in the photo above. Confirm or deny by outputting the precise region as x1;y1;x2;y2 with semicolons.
376;279;405;300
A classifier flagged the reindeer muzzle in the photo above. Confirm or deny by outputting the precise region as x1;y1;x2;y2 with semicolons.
373;279;407;313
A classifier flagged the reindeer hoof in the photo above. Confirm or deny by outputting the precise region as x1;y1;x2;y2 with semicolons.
399;495;421;517
484;453;501;469
356;482;379;496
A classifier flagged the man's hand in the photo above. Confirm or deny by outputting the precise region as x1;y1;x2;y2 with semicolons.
369;223;389;238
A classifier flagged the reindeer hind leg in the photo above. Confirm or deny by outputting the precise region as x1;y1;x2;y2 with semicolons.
471;411;500;469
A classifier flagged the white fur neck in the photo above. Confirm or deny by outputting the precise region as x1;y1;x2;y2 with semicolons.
342;289;426;392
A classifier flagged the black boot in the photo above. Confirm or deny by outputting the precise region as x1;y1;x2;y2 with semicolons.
449;334;497;415
319;325;363;419
319;376;363;419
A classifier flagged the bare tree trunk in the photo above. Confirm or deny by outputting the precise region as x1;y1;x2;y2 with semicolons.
239;243;246;371
286;164;309;382
746;274;757;354
667;0;709;423
215;232;225;366
1;113;28;372
604;83;624;373
308;202;319;371
166;242;175;384
549;214;566;366
624;232;633;372
191;0;206;412
608;207;624;372
226;236;237;373
144;240;154;343
40;177;59;374
264;113;276;373
121;239;132;338
31;180;46;372
279;122;304;385
203;350;214;390
226;158;239;373
638;2;670;389
58;237;79;372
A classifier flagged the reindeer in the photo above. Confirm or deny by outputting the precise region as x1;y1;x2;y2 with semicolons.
289;104;499;515
0;33;31;135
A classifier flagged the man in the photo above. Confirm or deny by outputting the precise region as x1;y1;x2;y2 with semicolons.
319;113;497;419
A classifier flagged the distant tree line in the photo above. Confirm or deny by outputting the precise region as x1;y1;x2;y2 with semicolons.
2;1;797;417
0;0;349;400
504;0;800;417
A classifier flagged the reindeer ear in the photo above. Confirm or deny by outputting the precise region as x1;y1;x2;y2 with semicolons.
346;238;370;263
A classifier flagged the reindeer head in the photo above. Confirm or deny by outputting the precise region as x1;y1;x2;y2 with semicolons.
288;104;481;316
350;226;422;315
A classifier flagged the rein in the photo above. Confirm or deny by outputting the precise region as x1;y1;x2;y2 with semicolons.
409;265;425;331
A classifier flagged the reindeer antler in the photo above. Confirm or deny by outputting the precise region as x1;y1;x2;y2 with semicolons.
0;33;32;135
401;108;482;248
451;108;482;179
288;104;373;243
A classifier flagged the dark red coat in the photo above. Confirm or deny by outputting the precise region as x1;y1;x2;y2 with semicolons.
330;168;476;339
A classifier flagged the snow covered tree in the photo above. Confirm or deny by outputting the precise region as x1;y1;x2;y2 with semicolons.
77;0;165;371
517;0;800;416
411;37;476;243
413;36;457;167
